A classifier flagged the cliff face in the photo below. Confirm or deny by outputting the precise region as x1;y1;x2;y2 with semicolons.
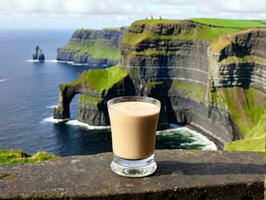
54;65;135;125
209;29;266;92
207;29;266;151
54;19;266;149
119;20;236;143
57;28;125;66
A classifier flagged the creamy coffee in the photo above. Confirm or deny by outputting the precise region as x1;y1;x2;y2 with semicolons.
108;101;160;160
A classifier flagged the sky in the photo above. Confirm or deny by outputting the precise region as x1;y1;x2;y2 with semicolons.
0;0;266;29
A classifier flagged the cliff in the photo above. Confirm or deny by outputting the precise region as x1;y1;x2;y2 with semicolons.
208;29;266;151
53;65;134;125
57;28;125;66
54;18;266;151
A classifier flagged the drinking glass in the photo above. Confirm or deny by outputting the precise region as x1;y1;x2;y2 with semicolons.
107;96;161;177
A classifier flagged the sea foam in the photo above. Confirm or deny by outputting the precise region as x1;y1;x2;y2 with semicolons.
66;120;111;130
46;105;58;109
41;116;68;124
41;116;216;150
26;59;90;66
0;78;10;82
41;116;111;130
157;126;217;150
26;59;58;63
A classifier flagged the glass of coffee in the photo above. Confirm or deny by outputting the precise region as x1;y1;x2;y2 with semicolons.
107;96;161;178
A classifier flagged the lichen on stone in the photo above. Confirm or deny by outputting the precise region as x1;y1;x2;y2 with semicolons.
0;150;56;164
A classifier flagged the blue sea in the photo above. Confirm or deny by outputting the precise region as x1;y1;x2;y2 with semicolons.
0;29;216;156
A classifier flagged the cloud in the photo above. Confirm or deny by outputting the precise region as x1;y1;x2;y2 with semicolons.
0;0;265;17
0;0;265;29
0;0;145;15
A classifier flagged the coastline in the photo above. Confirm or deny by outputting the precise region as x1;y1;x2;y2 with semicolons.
42;116;217;151
186;123;225;150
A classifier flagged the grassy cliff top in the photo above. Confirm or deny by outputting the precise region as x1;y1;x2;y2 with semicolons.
133;19;181;25
122;18;266;45
0;150;56;164
62;40;119;61
191;18;266;28
209;28;266;52
63;65;128;93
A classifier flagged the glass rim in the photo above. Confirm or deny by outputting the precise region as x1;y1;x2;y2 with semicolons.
107;96;161;108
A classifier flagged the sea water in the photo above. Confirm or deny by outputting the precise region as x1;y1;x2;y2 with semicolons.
0;29;216;156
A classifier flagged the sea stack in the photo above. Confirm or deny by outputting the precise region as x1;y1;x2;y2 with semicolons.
32;46;45;61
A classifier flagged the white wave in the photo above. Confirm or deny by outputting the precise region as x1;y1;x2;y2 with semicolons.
26;59;58;63
26;59;40;63
41;116;68;124
26;59;105;67
46;60;58;63
56;60;89;66
0;78;9;82
46;105;58;109
41;116;110;130
41;116;216;149
157;126;217;150
26;59;91;66
66;120;111;130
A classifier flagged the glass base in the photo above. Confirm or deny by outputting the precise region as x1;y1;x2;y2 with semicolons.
111;154;157;178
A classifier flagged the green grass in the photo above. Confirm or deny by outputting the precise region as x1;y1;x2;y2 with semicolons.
122;24;241;45
218;87;265;152
191;18;266;28
122;18;266;47
224;137;265;152
209;29;266;52
78;95;103;105
63;40;119;60
171;81;206;102
133;19;181;25
178;26;240;41
223;88;264;137
0;150;56;164
80;65;128;92
65;65;128;93
211;90;219;104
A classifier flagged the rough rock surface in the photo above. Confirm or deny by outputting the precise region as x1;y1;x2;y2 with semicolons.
54;68;134;125
119;20;235;142
0;150;265;200
209;29;266;92
77;78;136;125
32;46;45;61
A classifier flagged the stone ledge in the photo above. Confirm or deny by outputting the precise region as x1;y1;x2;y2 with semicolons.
0;150;265;200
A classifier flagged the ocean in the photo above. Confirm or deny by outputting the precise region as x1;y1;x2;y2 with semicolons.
0;29;216;156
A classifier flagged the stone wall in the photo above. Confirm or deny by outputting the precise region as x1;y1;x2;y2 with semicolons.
0;150;265;200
